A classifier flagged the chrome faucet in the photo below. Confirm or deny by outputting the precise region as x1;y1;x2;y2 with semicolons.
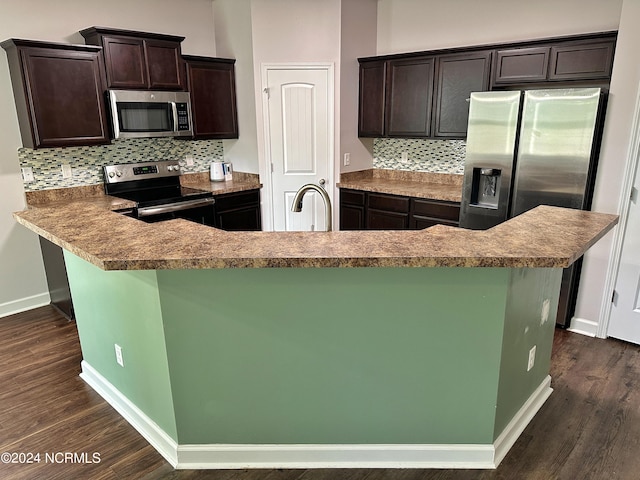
291;182;332;231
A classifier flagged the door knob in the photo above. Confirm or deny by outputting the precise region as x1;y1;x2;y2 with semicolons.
319;178;326;188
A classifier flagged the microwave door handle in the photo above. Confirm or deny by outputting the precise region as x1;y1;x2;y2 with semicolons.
170;102;179;132
109;91;121;138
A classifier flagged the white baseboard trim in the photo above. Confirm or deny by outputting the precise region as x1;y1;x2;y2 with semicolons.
80;362;552;470
493;375;553;466
0;293;50;319
79;361;179;467
567;317;598;337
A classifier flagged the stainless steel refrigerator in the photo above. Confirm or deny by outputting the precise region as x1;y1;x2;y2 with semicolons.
459;88;607;327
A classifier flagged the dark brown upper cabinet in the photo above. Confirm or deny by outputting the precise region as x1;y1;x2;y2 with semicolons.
493;46;550;85
549;39;615;81
359;31;616;139
357;60;386;137
80;27;185;90
2;39;110;149
492;35;616;86
183;55;239;139
385;57;435;137
433;51;492;138
359;52;490;139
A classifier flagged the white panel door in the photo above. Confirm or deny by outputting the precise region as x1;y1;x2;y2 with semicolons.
264;66;332;231
609;158;640;344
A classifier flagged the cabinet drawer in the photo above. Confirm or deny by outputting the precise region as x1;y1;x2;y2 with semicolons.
214;189;260;211
411;198;460;221
368;193;410;213
340;189;366;206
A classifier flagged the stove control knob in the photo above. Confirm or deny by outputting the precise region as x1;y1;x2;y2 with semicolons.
108;171;115;178
173;164;180;172
116;170;123;177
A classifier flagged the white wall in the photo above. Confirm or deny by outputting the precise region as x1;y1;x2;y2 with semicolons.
376;0;627;335
377;0;621;54
213;0;259;174
574;0;640;336
0;0;217;317
340;0;378;173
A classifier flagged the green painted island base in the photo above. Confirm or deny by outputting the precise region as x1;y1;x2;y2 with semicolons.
65;252;562;469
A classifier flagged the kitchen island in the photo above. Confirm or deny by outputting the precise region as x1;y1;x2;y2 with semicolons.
13;194;617;470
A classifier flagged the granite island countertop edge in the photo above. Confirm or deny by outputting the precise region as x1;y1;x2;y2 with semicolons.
12;189;618;271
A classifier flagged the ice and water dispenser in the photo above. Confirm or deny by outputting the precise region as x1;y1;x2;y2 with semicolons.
459;165;510;230
469;168;501;209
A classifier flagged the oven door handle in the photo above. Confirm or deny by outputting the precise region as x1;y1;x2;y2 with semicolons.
137;197;215;217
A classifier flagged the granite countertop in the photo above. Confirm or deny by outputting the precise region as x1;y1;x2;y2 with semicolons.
14;186;617;270
24;171;262;206
337;169;463;202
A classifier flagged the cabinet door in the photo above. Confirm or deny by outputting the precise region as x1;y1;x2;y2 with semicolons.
9;44;110;148
385;57;435;137
216;206;261;231
102;36;148;88
549;40;615;81
433;51;492;138
185;56;239;139
144;38;184;90
358;60;386;137
367;192;410;229
340;189;366;230
493;46;550;85
214;190;261;231
367;209;409;230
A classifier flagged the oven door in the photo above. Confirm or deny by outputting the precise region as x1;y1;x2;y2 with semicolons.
136;198;215;225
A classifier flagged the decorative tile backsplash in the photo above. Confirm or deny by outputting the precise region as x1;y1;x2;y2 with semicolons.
18;138;223;191
373;138;466;174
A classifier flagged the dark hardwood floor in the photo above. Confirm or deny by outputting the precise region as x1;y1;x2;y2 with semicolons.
1;305;639;479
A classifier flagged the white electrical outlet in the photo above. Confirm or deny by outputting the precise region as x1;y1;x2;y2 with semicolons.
527;345;536;371
61;164;72;179
343;153;350;166
21;167;34;182
184;155;195;166
115;344;124;367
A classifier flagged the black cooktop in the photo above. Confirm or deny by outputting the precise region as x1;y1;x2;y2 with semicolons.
113;185;213;208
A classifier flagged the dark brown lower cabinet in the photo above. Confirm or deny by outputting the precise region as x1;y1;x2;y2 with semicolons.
367;192;410;230
410;198;461;229
340;188;460;230
213;189;262;231
339;189;366;230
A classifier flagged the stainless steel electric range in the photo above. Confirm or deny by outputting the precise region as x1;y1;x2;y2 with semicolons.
104;160;215;225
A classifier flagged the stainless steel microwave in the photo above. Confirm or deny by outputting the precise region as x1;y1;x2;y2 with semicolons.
107;90;193;139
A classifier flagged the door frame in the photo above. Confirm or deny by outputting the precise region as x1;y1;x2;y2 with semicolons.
259;63;335;231
599;84;640;337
